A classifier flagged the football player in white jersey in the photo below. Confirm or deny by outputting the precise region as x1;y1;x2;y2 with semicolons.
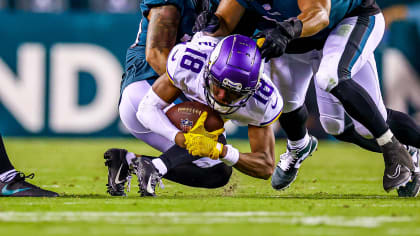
105;0;263;197
130;33;283;196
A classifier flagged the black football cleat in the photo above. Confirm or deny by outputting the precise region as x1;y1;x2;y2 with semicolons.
104;148;132;196
132;157;163;197
382;137;414;192
397;172;420;197
271;135;318;190
397;147;420;197
0;172;59;197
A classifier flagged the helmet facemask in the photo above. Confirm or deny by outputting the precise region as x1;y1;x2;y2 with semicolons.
203;34;263;115
204;65;258;115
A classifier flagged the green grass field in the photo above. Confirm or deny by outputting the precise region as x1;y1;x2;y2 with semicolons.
1;138;420;236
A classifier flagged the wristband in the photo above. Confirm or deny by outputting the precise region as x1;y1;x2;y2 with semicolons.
377;129;394;146
221;145;239;166
216;142;223;152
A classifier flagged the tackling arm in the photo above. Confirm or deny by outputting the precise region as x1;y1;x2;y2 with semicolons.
206;0;331;38
145;5;180;75
228;125;276;180
211;0;245;36
194;0;245;37
297;0;331;37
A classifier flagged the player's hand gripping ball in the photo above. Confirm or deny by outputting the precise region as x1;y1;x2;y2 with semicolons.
165;101;224;133
184;112;225;159
166;102;225;159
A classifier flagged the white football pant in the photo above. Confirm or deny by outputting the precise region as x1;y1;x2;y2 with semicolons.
267;13;386;138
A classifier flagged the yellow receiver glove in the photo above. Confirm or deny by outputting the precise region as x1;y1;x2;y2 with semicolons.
256;37;266;48
188;112;225;141
184;133;223;160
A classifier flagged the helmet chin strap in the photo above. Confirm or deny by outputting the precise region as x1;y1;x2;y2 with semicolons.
206;92;235;114
213;102;232;114
204;74;248;115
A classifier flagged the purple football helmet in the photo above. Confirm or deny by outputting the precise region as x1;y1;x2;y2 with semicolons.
204;34;263;114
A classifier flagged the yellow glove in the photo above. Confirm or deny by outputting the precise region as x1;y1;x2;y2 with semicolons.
184;133;224;160
256;37;266;48
189;112;225;141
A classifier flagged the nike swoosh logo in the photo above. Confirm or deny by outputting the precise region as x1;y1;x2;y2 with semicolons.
387;164;401;179
171;50;178;61
1;184;31;196
146;176;154;194
413;150;419;168
114;164;125;184
271;98;278;109
297;158;304;165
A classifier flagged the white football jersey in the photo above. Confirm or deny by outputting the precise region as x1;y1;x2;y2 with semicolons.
166;32;284;127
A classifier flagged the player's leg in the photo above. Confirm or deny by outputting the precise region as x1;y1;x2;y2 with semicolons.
317;15;389;140
106;45;170;196
105;78;174;196
268;55;311;143
268;54;318;190
119;80;175;151
381;108;420;196
315;13;414;192
315;60;382;153
317;94;382;152
318;57;420;153
350;54;420;148
164;163;232;188
386;109;420;148
132;135;228;196
133;156;231;197
335;121;382;153
106;143;231;196
0;134;58;197
318;110;420;197
318;84;420;153
351;55;420;196
0;134;15;177
329;110;420;153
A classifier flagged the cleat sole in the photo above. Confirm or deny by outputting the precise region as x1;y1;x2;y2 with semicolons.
272;171;298;191
272;136;319;191
385;176;411;192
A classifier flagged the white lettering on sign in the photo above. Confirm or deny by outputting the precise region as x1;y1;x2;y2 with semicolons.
49;44;122;133
0;44;45;132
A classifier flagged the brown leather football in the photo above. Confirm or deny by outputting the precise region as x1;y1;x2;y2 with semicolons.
166;101;224;132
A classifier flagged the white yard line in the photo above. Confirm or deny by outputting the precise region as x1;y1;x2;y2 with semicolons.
0;211;410;228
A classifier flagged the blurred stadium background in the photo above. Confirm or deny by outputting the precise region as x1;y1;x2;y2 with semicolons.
1;1;420;235
0;0;419;139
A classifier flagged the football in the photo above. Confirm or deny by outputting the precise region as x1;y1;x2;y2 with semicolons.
166;101;224;132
